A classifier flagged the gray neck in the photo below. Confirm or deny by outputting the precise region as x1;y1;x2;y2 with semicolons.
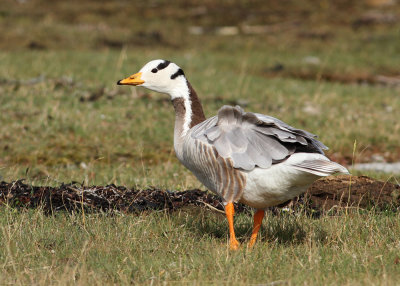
171;81;206;154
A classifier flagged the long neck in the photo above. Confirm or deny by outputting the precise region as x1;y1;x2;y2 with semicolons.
171;81;206;143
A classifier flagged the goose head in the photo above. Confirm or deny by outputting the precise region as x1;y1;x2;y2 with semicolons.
117;59;187;99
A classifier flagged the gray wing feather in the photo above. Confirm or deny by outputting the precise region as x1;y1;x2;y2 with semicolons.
213;135;232;157
255;127;298;142
226;128;247;152
204;126;221;141
191;105;328;171
255;113;327;149
231;152;255;170
191;116;218;139
290;160;350;176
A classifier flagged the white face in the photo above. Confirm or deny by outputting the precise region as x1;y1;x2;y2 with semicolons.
118;59;189;99
140;60;181;92
120;59;186;95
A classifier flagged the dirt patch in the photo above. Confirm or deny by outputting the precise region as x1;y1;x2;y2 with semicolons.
0;180;249;214
262;66;400;87
2;0;399;51
306;175;399;212
0;175;398;215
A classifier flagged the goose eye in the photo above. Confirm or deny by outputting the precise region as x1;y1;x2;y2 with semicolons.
151;68;158;73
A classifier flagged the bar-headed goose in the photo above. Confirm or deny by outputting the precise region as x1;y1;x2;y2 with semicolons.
117;59;349;250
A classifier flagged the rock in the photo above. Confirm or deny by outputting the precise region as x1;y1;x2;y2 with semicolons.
352;162;400;174
371;154;385;163
215;26;239;36
188;26;204;35
303;56;321;65
302;102;321;115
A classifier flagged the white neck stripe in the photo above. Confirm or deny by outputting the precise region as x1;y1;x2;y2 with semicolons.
182;97;192;136
169;78;192;137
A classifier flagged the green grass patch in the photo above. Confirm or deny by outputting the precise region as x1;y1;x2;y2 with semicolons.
1;49;399;186
0;207;399;284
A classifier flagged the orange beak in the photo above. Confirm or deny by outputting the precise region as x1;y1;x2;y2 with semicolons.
117;72;145;86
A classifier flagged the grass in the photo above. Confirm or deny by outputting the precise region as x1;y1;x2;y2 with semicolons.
1;207;399;285
1;0;400;284
1;49;399;186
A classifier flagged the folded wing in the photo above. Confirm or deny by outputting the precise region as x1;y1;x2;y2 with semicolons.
191;105;328;171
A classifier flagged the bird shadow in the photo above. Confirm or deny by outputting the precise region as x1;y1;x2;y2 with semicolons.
258;216;308;245
178;208;327;246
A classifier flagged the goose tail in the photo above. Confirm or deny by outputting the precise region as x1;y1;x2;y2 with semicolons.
290;158;350;177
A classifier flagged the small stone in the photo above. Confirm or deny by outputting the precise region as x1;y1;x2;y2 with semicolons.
302;102;321;115
215;26;239;36
371;154;386;162
188;26;204;35
352;162;400;174
303;56;321;65
385;105;393;112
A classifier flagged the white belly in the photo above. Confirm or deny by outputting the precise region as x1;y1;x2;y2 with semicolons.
240;154;325;209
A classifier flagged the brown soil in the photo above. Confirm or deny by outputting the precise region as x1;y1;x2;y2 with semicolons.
0;175;398;215
306;175;399;212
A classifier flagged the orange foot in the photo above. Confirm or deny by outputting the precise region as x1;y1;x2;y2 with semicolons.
248;209;265;248
225;202;240;251
230;237;240;250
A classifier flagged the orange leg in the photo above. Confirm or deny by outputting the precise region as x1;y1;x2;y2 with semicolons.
225;202;239;250
248;209;265;248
